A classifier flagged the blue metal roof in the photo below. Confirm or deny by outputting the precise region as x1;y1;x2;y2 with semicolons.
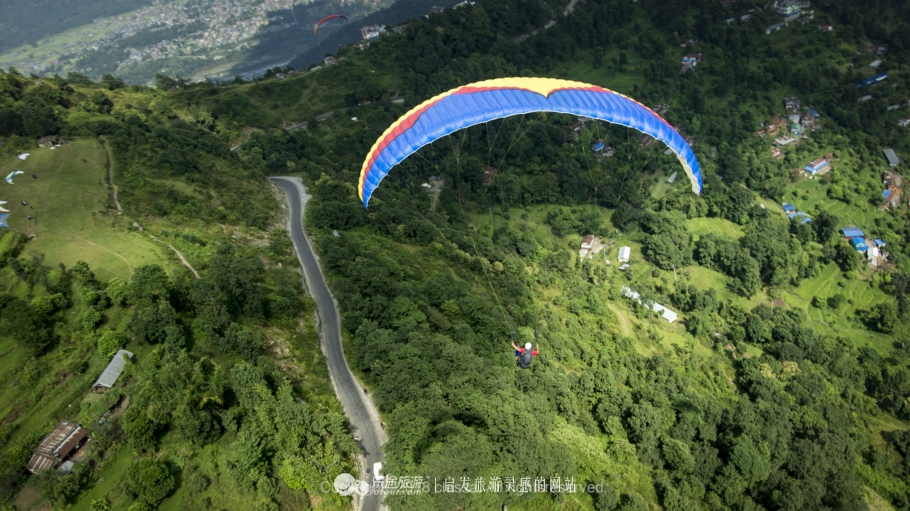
782;203;795;212
592;142;605;151
883;189;892;198
840;227;865;238
873;238;886;246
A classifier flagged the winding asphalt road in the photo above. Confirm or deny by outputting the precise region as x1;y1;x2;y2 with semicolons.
270;176;386;511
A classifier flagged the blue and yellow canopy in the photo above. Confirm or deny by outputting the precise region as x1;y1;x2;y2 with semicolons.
358;77;702;207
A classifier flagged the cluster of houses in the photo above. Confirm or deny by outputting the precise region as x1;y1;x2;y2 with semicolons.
756;97;821;145
781;203;812;224
578;236;632;270
839;227;888;267
25;350;133;475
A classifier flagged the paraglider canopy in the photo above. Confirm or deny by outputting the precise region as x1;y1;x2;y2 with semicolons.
314;14;348;35
5;170;24;184
358;77;704;207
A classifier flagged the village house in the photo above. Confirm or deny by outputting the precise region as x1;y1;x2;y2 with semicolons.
359;25;386;41
653;104;669;115
483;166;498;186
680;39;694;47
884;148;900;167
27;421;89;473
818;23;834;31
618;246;631;263
771;147;783;159
804;156;830;175
639;134;655;148
880;170;904;211
784;97;801;112
323;56;338;66
900;118;910;128
775;135;798;146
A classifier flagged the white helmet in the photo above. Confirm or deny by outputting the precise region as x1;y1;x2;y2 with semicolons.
525;343;533;350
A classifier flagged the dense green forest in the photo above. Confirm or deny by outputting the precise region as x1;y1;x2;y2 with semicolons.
1;0;910;509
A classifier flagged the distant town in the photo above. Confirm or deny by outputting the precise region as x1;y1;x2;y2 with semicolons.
0;0;316;80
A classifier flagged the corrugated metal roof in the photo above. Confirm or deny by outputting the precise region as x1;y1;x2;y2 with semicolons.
884;148;900;166
840;227;865;238
27;453;56;473
92;350;134;390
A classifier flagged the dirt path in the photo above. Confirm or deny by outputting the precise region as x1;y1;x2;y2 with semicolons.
608;303;632;337
67;234;132;274
100;138;123;214
132;223;201;279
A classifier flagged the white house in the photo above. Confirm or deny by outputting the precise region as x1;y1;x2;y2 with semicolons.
581;235;595;250
618;246;631;262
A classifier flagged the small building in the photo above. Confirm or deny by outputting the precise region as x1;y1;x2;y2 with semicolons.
775;135;798;146
332;230;340;237
428;175;437;182
850;237;868;252
870;59;882;68
900;118;910;128
859;95;873;102
818;23;834;31
92;350;134;393
782;203;796;213
323;56;339;66
873;238;886;247
592;140;605;152
766;22;788;34
791;123;802;136
581;235;595;250
618;263;631;271
804;157;829;174
840;227;866;239
618;246;631;263
667;171;678;184
680;39;694;47
883;148;900;167
638;134;654;148
483;166;498;185
792;212;812;224
653;104;669;115
27;422;89;473
771;147;783;159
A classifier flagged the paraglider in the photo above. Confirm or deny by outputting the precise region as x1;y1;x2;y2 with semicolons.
0;214;8;228
17;153;29;161
5;170;24;184
511;341;540;369
314;14;348;35
357;77;703;207
0;202;7;213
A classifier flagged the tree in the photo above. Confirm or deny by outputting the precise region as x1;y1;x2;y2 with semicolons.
645;228;693;270
662;437;695;473
129;301;180;344
128;264;171;304
595;484;620;511
121;407;158;453
124;458;175;506
97;331;127;357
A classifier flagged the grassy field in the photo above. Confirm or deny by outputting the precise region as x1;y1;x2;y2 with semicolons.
557;49;646;94
0;139;168;281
